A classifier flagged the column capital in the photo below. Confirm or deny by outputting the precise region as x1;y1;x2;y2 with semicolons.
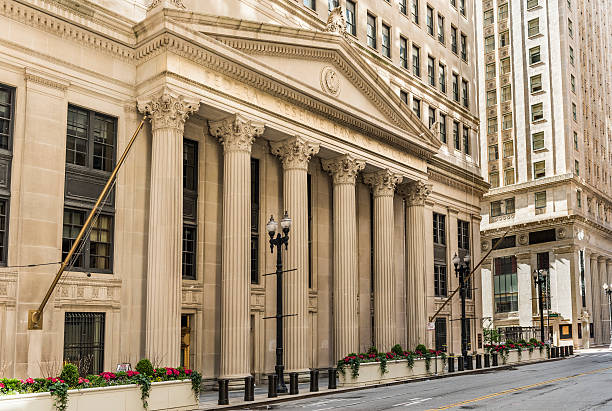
138;88;199;133
270;136;320;170
208;114;264;153
398;180;432;206
363;170;403;197
321;154;365;185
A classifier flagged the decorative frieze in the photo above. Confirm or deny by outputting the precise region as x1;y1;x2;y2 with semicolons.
52;276;122;309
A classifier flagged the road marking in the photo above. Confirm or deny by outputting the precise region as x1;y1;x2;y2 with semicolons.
426;366;612;410
392;397;432;407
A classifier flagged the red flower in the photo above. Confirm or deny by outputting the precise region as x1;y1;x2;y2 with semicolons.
173;369;179;376
0;382;4;389
185;369;192;375
25;378;34;384
59;380;65;383
126;371;140;377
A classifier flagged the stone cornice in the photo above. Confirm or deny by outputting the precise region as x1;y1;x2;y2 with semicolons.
270;136;320;171
24;69;70;91
208;113;265;154
363;170;403;197
322;154;365;185
483;173;573;198
137;87;200;132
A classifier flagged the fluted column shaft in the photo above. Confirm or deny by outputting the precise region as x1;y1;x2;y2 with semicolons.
139;90;199;367
271;137;320;372
209;114;264;379
591;256;600;343
599;258;608;344
364;171;402;352
322;155;365;361
400;181;432;350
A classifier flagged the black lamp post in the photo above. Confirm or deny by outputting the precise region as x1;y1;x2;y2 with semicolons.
603;283;612;350
533;269;546;343
266;211;292;394
452;252;471;359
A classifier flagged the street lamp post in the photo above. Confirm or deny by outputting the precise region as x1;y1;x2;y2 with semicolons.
452;252;471;359
603;283;612;350
266;212;292;394
533;269;546;343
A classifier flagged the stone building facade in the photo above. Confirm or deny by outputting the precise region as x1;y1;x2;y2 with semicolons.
0;0;487;381
475;0;612;348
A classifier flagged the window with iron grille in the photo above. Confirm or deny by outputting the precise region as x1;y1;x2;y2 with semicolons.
0;84;14;150
251;158;260;284
63;312;105;376
66;105;116;173
435;317;447;351
62;209;113;272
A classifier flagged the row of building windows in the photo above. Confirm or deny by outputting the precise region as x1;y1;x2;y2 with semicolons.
432;213;472;299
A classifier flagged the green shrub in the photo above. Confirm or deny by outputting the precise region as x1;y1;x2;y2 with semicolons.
415;344;427;354
391;344;403;356
367;346;378;355
59;363;79;387
136;359;154;376
529;338;539;344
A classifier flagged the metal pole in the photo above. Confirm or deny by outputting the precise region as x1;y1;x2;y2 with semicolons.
460;264;467;358
536;271;545;342
28;116;147;330
608;291;612;350
274;234;288;393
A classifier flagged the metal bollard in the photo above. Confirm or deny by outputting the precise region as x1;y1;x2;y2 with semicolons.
492;353;498;366
218;379;229;405
569;346;574;355
244;376;254;402
561;346;566;357
565;346;569;357
476;354;482;369
465;355;473;370
457;356;464;371
289;373;299;395
551;347;556;358
448;356;455;373
328;368;337;389
268;374;277;398
484;353;490;368
310;369;319;392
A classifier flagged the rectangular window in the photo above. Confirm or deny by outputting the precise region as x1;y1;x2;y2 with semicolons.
434;264;448;297
570;74;575;93
427;6;434;35
488;144;499;161
428;56;435;86
568;18;573;37
531;103;544;122
532;131;545;150
412;0;419;24
530;74;543;93
462;126;470;154
485;35;495;53
0;84;14;150
400;90;408;104
62;209;113;272
412;45;421;76
486;63;496;80
501;84;511;102
504;168;515;185
494;256;518;313
505;198;515;214
435;318;447;351
182;139;198;280
527;0;538;8
307;174;313;288
452;73;459;102
459;0;465;15
462;80;469;108
572;103;577;121
433;212;446;245
560;324;572;339
491;201;502;217
439;64;446;93
182;226;196;280
574;160;580;176
484;9;494;25
328;0;339;10
382;23;390;57
400;36;408;68
569;46;574;65
303;0;315;10
458;220;471;299
451;26;458;53
412;98;421;118
573;131;578;150
503;113;512;130
251;158;260;284
503;140;514;157
428;107;436;129
529;46;541;64
66;105;116;172
577;190;581;208
499;31;509;47
487;117;497;134
367;13;377;49
439;113;447;143
498;3;508;19
535;191;546;208
438;14;445;43
528;18;539;37
460;33;467;61
487;90;497;107
63;312;105;375
400;0;407;14
534;160;546;179
501;57;511;74
490;172;500;188
346;0;357;35
453;121;460;150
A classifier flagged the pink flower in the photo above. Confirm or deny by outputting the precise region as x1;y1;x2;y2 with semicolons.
0;382;5;389
25;378;35;384
185;369;192;375
59;380;65;383
166;369;173;376
173;369;179;376
127;371;140;377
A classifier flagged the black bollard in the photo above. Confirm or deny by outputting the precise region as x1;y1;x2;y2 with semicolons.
310;369;319;392
465;355;473;370
268;374;278;398
492;353;498;366
448;356;455;373
569;346;574;355
561;346;566;357
484;353;490;368
218;379;229;405
244;376;254;402
476;354;482;369
328;368;337;389
289;373;299;395
457;356;464;371
551;347;556;358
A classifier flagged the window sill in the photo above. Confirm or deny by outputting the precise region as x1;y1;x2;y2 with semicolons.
526;5;543;11
530;89;545;96
532;146;547;153
532;118;546;124
529;61;545;68
528;33;544;40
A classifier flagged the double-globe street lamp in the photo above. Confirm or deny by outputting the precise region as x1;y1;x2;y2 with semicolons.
266;211;292;394
603;283;612;350
533;269;547;343
452;252;471;359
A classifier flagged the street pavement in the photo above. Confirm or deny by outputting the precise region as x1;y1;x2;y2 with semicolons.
237;348;612;410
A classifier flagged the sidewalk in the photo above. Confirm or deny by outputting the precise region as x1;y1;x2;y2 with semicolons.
198;356;568;410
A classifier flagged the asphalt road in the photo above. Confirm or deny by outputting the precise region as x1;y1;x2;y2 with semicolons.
251;349;612;410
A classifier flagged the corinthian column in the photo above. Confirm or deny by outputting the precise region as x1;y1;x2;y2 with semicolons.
590;255;600;343
398;180;432;350
322;154;365;361
271;136;320;372
138;89;199;367
208;114;264;379
363;170;403;352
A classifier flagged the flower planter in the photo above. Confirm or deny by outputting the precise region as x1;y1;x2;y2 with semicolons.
0;380;197;411
338;358;445;387
499;349;546;365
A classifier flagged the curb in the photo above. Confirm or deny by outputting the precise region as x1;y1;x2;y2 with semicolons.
200;356;571;410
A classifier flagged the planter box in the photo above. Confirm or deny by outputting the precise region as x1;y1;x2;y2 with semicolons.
0;380;197;411
499;348;546;365
339;358;445;387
